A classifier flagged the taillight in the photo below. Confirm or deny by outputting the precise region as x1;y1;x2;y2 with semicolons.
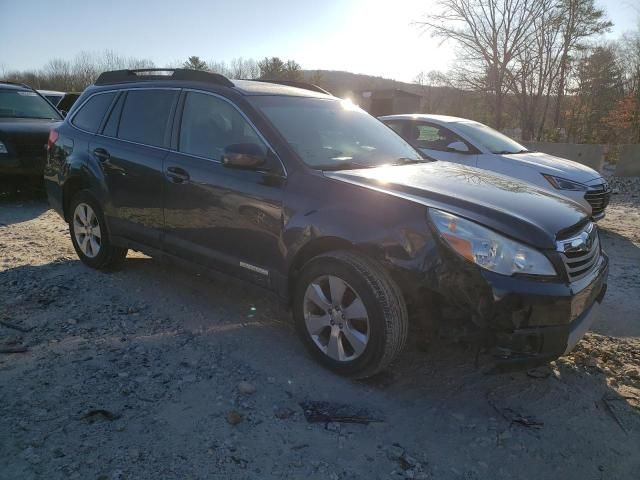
47;129;59;150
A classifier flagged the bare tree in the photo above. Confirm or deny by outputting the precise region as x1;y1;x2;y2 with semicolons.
417;0;546;129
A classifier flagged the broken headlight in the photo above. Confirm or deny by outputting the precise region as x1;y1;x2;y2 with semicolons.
429;209;556;276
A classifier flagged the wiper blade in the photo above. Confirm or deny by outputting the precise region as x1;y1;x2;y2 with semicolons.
495;149;529;154
316;161;374;171
388;157;428;165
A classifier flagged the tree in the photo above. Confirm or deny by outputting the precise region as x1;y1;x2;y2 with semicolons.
565;45;624;142
183;56;208;71
552;0;612;130
258;57;286;79
417;0;547;129
258;57;302;80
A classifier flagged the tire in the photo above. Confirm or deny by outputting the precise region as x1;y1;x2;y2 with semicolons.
68;190;127;269
293;250;408;378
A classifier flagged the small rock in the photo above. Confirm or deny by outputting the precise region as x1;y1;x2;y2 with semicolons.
236;381;256;395
386;444;405;461
274;406;294;420
225;410;243;426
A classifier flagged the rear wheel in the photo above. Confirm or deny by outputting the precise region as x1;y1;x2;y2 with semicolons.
69;191;127;269
293;250;408;378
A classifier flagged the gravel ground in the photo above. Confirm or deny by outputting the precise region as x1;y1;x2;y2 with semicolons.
0;180;639;480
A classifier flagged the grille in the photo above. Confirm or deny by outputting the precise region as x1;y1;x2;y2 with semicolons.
584;184;611;218
556;222;601;282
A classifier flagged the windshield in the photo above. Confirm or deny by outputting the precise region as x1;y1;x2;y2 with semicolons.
0;89;62;120
249;96;424;169
454;121;528;155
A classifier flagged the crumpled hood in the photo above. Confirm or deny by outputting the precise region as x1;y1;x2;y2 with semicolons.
324;162;589;249
500;151;603;183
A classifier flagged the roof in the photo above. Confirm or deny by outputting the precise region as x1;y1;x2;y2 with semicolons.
378;114;471;123
37;89;65;95
232;80;331;98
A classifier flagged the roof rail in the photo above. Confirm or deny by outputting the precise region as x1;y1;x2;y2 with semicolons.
0;80;32;89
255;79;332;95
95;68;234;88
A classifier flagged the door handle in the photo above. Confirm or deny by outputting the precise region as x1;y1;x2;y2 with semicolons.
166;166;190;183
93;148;110;162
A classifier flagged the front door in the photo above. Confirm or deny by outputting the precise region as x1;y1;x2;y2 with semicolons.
163;91;285;288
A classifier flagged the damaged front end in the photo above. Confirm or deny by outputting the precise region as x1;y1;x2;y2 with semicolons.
423;213;609;366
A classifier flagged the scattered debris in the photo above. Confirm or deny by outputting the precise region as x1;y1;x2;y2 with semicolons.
495;407;544;429
81;409;121;423
299;401;384;425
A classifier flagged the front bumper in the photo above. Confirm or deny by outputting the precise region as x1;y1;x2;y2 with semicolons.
431;249;609;365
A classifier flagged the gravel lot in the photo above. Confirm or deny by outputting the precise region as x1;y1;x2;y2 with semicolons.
1;180;639;480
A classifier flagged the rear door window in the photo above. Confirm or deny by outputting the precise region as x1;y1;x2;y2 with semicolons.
102;93;124;137
71;92;116;133
117;89;179;148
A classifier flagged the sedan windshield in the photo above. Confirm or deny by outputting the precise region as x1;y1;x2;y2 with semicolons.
454;121;528;155
0;89;62;120
250;96;424;170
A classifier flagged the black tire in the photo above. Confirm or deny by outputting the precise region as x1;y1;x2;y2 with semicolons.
68;190;127;269
293;250;408;378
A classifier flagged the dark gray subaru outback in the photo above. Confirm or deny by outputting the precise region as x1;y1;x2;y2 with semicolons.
45;69;608;377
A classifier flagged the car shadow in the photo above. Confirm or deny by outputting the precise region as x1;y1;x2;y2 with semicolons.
0;178;49;226
596;226;640;337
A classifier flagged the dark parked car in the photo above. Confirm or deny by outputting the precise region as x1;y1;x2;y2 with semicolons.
45;69;608;377
0;81;63;177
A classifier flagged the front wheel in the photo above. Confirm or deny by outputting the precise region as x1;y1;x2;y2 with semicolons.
69;191;127;269
293;250;408;378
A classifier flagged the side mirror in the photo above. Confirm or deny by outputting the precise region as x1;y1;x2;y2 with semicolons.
447;141;470;153
222;143;268;170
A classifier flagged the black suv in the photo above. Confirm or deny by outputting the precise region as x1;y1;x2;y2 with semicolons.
0;81;63;177
45;69;608;377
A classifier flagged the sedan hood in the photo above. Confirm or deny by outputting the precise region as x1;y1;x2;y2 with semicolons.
501;151;602;183
324;162;588;249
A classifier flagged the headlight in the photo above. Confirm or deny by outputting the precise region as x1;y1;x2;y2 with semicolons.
0;141;8;154
542;174;587;191
429;209;556;276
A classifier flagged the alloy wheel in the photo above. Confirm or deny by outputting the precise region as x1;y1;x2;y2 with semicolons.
303;275;370;362
73;203;101;258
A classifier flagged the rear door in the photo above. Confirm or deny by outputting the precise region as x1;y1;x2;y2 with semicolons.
409;122;477;166
162;90;285;287
90;88;179;248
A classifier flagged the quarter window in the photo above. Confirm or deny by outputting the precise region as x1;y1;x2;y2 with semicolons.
117;90;179;148
71;92;116;133
179;92;265;160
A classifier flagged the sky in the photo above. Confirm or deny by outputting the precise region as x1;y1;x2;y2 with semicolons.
1;0;638;83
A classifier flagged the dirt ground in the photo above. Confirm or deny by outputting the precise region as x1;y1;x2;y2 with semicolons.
1;180;639;480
